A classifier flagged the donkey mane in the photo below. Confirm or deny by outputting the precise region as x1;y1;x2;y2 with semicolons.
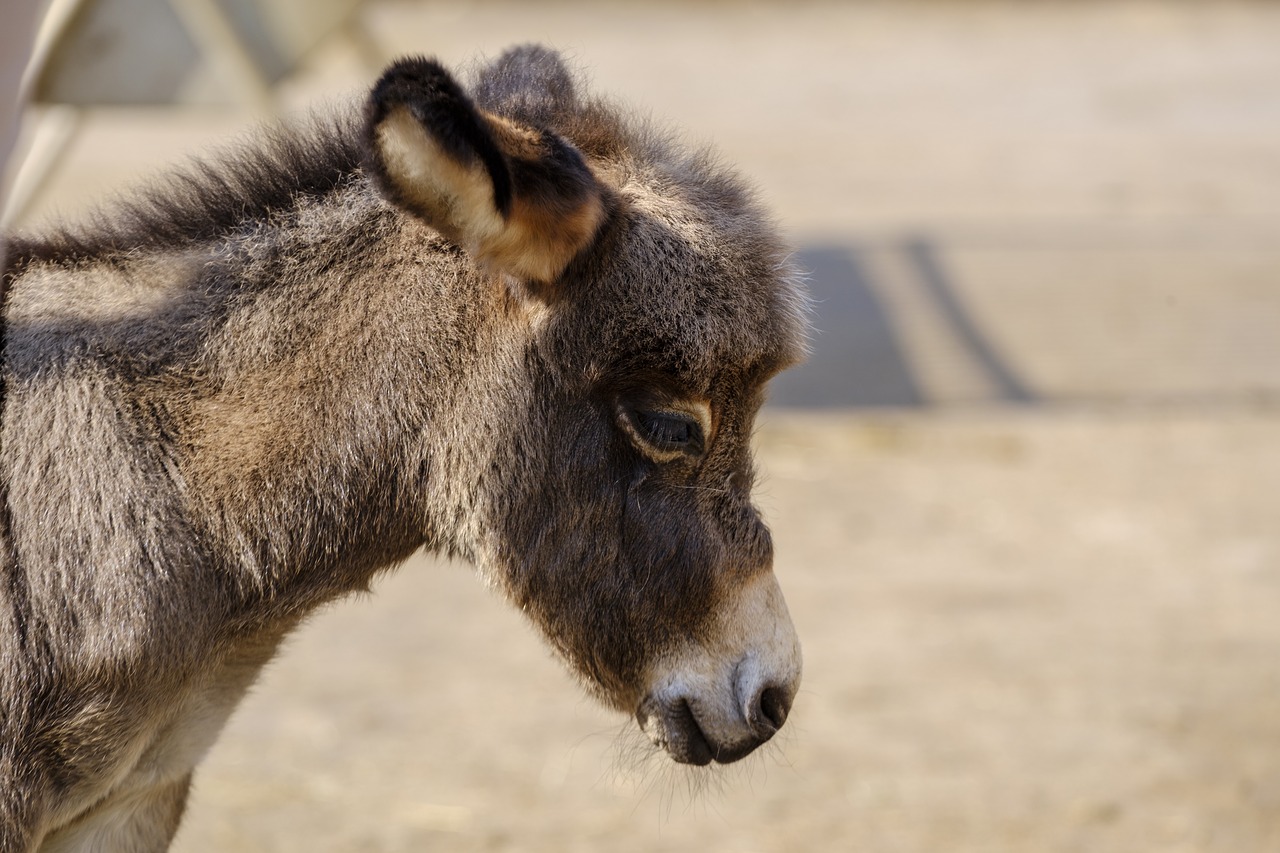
3;112;366;280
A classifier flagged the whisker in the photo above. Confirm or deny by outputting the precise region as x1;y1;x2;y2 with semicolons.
668;485;730;495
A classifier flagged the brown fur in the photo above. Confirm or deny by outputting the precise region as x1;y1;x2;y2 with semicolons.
0;46;808;851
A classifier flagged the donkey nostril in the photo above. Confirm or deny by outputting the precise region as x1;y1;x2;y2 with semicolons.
760;686;790;729
748;685;791;739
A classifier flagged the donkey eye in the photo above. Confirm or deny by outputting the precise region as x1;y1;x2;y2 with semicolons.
635;410;703;453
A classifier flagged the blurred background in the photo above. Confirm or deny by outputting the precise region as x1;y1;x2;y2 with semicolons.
5;1;1280;851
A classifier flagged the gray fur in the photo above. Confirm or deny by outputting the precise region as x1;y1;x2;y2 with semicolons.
0;46;808;851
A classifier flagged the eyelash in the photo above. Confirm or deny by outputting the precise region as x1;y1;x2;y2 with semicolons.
634;409;703;454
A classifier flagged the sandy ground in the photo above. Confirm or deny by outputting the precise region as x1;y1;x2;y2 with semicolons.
6;1;1280;850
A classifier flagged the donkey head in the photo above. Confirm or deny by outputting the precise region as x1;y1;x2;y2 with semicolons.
362;48;807;766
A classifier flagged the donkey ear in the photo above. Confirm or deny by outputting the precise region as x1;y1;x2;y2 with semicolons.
362;57;606;285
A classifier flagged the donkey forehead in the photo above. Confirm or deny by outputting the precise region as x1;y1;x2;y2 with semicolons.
579;181;808;387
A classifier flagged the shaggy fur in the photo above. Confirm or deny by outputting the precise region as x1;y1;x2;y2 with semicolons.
0;45;808;851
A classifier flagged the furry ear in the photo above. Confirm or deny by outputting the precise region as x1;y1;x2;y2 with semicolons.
362;57;606;285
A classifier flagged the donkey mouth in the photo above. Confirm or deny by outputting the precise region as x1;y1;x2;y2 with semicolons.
636;695;780;766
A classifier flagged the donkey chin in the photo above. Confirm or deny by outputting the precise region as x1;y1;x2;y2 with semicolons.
636;573;802;766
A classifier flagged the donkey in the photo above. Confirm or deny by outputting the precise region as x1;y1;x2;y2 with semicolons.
0;45;808;850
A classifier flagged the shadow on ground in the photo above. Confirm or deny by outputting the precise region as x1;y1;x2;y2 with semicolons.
769;240;1039;409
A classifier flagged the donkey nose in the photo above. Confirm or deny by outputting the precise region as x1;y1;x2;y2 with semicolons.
735;652;797;743
744;683;793;741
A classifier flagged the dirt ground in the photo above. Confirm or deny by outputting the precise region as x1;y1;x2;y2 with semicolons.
8;1;1280;850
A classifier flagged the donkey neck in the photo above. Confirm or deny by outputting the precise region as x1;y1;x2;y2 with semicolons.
172;195;526;606
4;186;526;609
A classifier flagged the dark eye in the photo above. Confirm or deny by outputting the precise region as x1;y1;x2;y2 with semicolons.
634;410;703;454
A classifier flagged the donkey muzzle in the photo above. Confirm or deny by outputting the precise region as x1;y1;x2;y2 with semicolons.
636;572;802;766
